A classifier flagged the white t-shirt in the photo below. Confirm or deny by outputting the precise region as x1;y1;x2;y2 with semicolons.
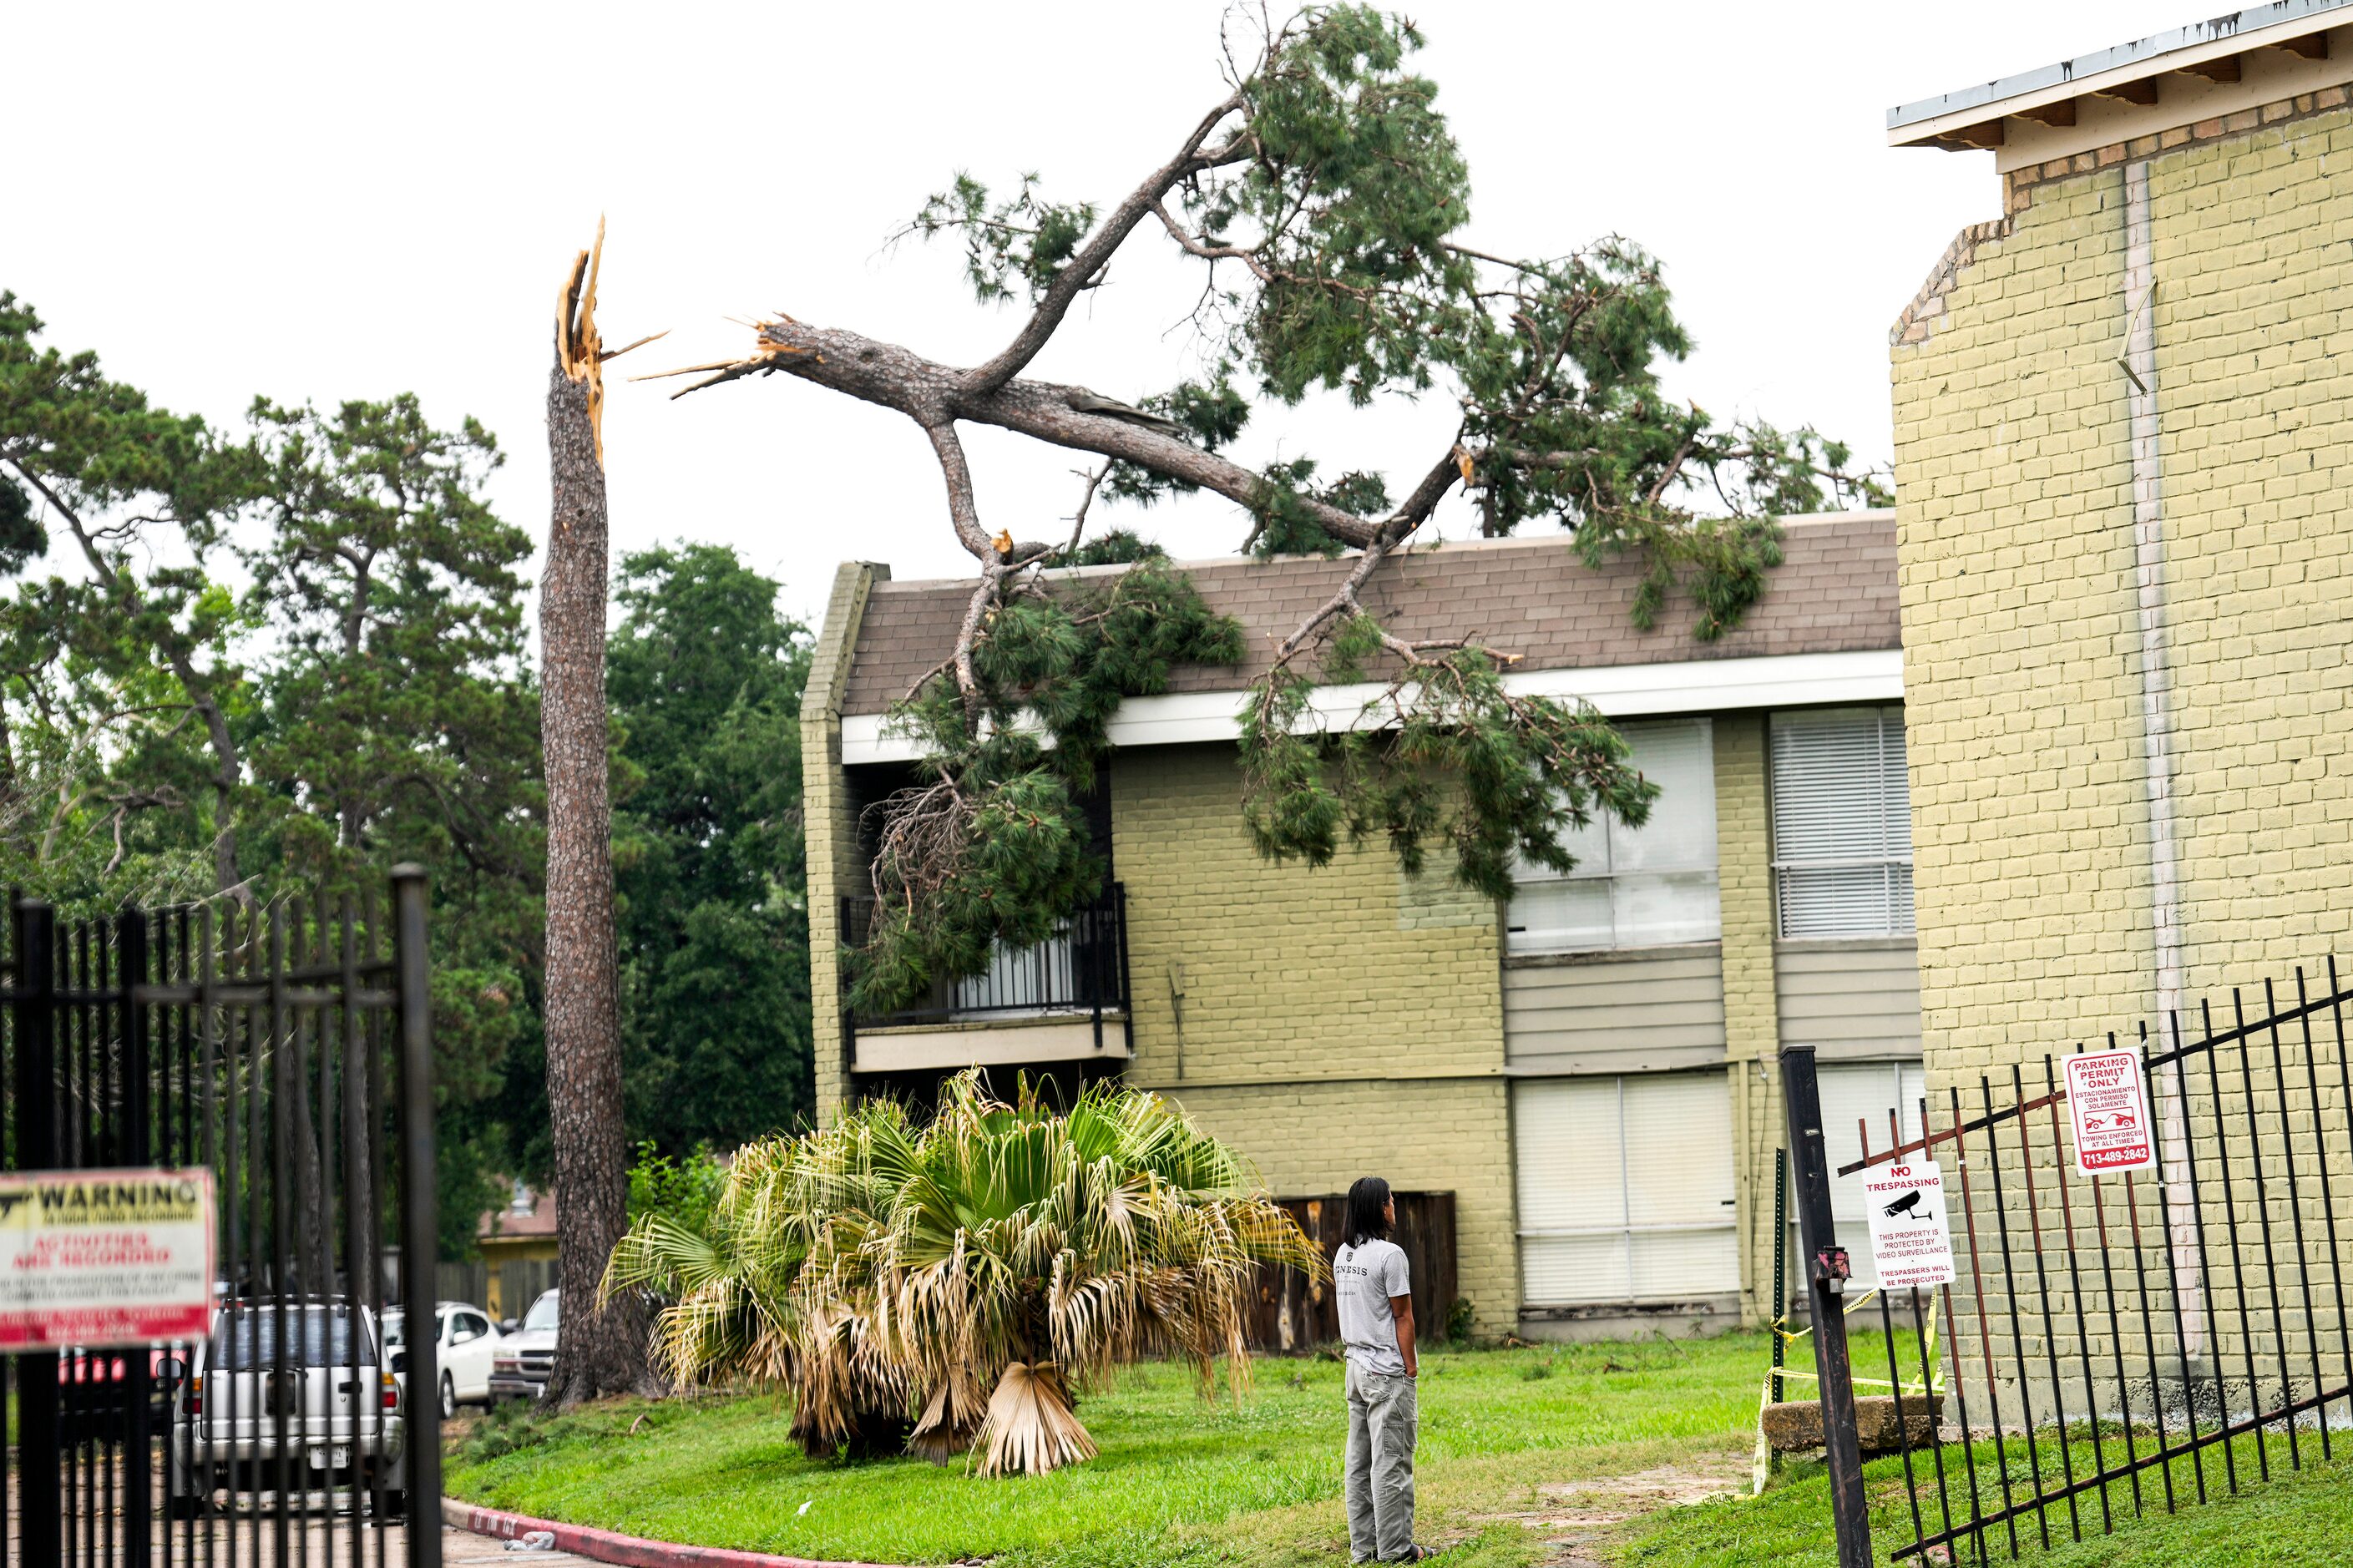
1333;1237;1411;1375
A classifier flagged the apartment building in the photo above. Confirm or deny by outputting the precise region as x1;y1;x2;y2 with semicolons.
802;512;1918;1338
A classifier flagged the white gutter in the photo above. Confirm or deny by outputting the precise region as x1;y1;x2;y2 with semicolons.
839;647;1904;765
1886;0;2350;145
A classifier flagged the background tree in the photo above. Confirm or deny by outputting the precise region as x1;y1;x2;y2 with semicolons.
542;226;664;1404
242;394;547;1255
0;294;545;1256
655;5;1888;1008
608;543;814;1150
0;291;256;903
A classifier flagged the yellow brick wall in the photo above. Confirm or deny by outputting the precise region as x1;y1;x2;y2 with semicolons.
2145;114;2353;980
1893;107;2353;1085
1713;714;1785;1325
1111;743;1519;1336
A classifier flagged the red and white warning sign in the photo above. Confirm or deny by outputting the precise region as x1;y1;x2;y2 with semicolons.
2063;1047;2158;1176
1862;1161;1956;1290
0;1169;215;1348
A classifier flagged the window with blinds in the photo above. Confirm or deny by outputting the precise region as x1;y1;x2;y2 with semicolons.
1769;706;1914;938
1514;1072;1738;1305
1505;717;1720;953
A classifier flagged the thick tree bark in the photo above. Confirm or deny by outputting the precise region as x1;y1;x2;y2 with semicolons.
540;228;658;1406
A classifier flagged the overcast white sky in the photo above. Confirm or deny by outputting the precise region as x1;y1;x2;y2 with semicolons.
13;1;2168;627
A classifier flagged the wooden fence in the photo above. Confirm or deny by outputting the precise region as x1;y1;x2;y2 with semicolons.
1246;1190;1457;1353
434;1257;558;1322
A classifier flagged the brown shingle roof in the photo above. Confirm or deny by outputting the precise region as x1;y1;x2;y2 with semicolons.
478;1186;558;1241
839;511;1898;717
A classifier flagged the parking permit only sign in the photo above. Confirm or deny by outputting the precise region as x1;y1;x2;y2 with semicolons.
2063;1047;2158;1176
0;1168;215;1348
1863;1161;1957;1290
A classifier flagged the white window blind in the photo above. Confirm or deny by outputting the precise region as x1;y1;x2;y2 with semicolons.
1770;707;1915;938
1506;718;1721;953
1516;1073;1738;1306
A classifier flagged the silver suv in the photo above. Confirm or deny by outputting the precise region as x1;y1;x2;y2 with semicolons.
164;1300;405;1516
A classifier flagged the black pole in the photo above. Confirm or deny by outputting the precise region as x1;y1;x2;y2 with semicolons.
1772;1145;1789;1404
1780;1044;1872;1568
118;909;154;1565
392;867;440;1568
15;898;61;1568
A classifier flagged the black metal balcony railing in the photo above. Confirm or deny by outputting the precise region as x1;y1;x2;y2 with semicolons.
840;883;1131;1050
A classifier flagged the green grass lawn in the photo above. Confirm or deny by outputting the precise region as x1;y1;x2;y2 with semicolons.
1619;1423;2353;1568
445;1334;1768;1567
444;1332;2353;1566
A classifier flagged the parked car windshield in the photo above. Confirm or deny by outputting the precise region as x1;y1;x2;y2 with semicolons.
381;1309;446;1348
209;1307;373;1368
522;1291;559;1332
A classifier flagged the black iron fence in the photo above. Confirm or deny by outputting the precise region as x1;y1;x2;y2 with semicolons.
1;876;439;1568
840;882;1131;1039
1839;964;2353;1565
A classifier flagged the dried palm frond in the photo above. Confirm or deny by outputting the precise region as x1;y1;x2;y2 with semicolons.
606;1068;1326;1474
972;1360;1096;1478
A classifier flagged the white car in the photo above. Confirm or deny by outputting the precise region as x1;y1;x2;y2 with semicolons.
384;1301;503;1419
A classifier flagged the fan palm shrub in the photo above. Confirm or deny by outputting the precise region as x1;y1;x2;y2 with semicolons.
603;1070;1327;1475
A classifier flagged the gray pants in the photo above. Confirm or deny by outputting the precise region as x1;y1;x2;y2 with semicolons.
1343;1363;1417;1562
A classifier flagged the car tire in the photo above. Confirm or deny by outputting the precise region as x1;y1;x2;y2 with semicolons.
439;1374;457;1421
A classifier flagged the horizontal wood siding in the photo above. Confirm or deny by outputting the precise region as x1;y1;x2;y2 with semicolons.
1503;948;1727;1074
1774;938;1921;1060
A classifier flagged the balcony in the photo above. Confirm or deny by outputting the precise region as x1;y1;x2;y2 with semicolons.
840;883;1131;1075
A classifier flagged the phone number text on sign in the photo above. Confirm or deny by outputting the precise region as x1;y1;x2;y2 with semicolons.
2063;1048;2158;1176
0;1169;216;1348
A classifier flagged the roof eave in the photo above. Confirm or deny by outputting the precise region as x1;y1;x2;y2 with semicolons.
1888;1;2348;150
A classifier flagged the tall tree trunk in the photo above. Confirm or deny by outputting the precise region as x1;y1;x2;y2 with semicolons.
539;224;657;1405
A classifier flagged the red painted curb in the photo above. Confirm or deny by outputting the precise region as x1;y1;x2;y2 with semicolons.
441;1497;909;1568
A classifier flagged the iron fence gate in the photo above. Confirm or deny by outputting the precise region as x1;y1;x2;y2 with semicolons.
1;873;440;1568
1842;963;2353;1564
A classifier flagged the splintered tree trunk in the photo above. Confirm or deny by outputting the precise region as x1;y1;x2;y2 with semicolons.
540;225;658;1405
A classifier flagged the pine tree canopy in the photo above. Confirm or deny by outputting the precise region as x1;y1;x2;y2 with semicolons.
655;6;1889;1009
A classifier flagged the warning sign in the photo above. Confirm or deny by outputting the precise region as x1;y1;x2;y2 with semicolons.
1862;1161;1957;1290
0;1169;215;1348
2063;1047;2158;1176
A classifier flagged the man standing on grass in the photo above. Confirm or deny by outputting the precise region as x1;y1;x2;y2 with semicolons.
1336;1175;1428;1563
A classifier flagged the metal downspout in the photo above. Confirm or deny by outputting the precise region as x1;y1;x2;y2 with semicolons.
2122;158;2205;1360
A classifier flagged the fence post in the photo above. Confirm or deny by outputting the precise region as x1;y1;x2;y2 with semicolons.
117;908;153;1564
1781;1044;1872;1568
1771;1145;1789;1404
13;898;60;1568
392;867;440;1568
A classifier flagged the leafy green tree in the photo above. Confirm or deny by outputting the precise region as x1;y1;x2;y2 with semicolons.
0;291;258;903
0;294;542;1256
661;7;1888;1009
608;543;816;1149
241;394;546;1256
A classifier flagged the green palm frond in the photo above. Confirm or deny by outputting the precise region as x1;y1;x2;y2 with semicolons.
615;1067;1326;1472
